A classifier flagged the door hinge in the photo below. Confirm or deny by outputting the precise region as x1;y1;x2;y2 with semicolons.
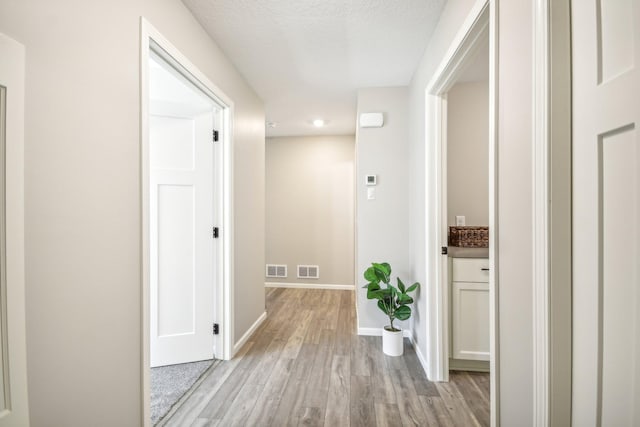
213;227;219;238
213;323;219;335
213;129;219;142
441;246;448;255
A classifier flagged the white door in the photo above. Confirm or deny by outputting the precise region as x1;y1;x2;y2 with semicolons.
572;1;640;425
149;55;218;367
0;33;30;426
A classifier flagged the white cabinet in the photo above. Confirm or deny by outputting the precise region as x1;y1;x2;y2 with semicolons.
450;258;490;361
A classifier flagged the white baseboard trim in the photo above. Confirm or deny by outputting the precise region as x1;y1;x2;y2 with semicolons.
357;327;412;338
412;337;430;377
233;311;267;355
264;282;354;290
449;358;490;372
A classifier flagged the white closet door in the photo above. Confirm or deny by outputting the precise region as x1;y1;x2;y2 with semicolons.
572;1;640;425
150;111;216;367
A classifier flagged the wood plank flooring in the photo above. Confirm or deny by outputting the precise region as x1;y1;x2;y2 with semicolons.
161;288;489;426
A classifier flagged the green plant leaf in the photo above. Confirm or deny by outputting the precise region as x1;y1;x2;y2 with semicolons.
371;263;391;283
366;282;381;291
397;277;406;293
396;305;412;320
406;282;420;293
372;262;391;276
373;269;388;284
377;299;392;315
398;294;413;305
364;267;378;282
367;288;386;300
378;288;392;298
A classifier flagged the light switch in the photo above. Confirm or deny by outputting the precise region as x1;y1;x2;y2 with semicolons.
367;187;376;200
456;215;465;226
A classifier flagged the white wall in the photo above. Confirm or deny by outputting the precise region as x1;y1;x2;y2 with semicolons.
447;81;489;226
408;0;535;424
0;0;265;425
266;135;355;286
356;87;411;330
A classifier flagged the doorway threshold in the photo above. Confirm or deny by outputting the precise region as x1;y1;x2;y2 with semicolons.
153;359;221;425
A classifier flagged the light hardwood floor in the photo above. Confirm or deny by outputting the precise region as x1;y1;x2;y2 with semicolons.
161;288;489;426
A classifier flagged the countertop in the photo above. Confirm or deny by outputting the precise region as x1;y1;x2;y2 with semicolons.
447;247;489;258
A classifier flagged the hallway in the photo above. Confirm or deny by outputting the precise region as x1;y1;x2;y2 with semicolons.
161;288;489;426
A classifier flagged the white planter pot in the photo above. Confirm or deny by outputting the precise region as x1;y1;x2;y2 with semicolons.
382;327;404;356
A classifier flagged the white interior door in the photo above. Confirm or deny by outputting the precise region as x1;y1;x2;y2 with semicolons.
149;53;219;367
0;33;29;426
572;1;640;425
150;112;216;367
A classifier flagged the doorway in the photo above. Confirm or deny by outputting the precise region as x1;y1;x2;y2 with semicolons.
424;1;498;425
445;42;490;374
148;50;221;368
141;20;234;426
147;49;222;424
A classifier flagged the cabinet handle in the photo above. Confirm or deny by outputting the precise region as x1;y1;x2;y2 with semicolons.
481;268;490;271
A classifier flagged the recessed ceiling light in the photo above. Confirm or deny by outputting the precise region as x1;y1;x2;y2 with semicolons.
312;119;325;127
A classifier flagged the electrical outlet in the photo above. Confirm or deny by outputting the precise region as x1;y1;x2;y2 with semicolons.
456;215;466;226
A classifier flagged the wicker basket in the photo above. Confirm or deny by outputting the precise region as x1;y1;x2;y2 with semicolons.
449;226;489;248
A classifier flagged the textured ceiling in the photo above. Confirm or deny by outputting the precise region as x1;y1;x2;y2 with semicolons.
182;0;446;136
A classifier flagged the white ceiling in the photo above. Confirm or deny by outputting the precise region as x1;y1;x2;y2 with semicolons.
182;0;446;137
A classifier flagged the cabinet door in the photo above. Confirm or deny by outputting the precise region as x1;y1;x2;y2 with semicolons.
452;281;490;361
451;257;490;282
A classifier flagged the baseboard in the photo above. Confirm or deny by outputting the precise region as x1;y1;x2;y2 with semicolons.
412;337;430;377
449;358;490;372
233;311;267;355
357;327;412;338
264;282;354;290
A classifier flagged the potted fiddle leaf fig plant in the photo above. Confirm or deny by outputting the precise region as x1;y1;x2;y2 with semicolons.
363;262;420;356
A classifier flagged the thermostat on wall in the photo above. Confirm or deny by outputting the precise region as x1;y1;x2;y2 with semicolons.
366;175;377;186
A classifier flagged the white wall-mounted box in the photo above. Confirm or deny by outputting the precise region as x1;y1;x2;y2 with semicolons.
359;112;384;128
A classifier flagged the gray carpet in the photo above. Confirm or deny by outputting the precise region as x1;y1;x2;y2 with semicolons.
151;359;214;425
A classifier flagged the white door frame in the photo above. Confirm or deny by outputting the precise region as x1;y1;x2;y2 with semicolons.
533;1;572;425
140;18;234;426
424;0;499;424
0;32;29;427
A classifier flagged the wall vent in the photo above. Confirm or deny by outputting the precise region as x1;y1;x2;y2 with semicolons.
297;265;320;279
266;264;287;278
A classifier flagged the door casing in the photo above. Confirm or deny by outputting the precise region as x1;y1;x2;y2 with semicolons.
140;18;235;426
532;1;572;426
0;32;29;427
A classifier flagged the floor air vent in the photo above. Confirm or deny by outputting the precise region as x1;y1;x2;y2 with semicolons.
297;265;320;279
266;264;287;278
